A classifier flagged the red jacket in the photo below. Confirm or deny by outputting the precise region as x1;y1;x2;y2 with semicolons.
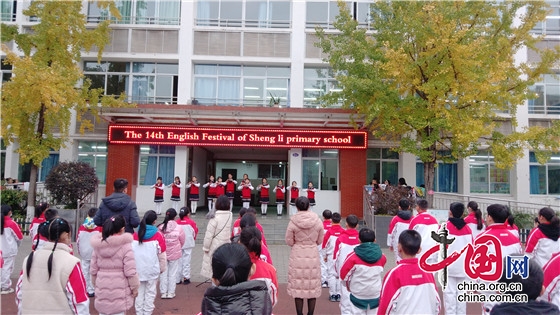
275;186;285;200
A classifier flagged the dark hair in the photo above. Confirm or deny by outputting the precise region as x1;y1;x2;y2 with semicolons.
486;204;508;224
346;214;359;228
138;210;158;244
359;227;376;243
450;202;465;218
398;198;410;210
505;206;515;227
399;230;421;256
159;208;177;233
322;209;332;220
239;226;262;257
468;201;483;230
215;195;230;211
212;243;253;286
240;213;257;229
114;178;128;192
416;199;429;210
102;215;126;241
245;207;257;216
498;258;543;300
156;176;162;181
179;206;191;220
238;208;248;218
398;177;407;186
1;204;12;235
332;212;342;224
87;207;98;218
26;217;71;280
539;207;560;229
295;196;310;211
34;202;49;219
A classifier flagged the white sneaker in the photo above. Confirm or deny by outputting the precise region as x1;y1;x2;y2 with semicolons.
1;288;14;294
161;293;168;299
167;293;175;299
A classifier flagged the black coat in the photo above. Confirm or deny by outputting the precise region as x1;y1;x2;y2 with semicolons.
94;192;140;233
201;280;272;315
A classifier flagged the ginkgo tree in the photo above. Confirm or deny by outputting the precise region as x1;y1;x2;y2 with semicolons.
316;1;560;204
1;1;132;218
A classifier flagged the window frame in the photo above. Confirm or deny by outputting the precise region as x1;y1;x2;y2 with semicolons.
302;149;339;191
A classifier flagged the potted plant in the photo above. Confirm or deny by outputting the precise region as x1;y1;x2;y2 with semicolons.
269;92;281;107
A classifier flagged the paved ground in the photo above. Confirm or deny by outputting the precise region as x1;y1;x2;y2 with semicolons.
1;235;483;314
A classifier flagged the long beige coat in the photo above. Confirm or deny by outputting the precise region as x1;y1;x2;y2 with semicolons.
285;210;324;299
200;210;233;279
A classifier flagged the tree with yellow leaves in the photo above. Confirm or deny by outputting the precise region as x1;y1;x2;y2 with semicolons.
1;1;132;218
317;1;560;204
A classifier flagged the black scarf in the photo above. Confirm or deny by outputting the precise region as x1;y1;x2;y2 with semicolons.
538;223;560;241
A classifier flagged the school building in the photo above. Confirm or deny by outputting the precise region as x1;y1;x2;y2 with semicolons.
1;0;559;217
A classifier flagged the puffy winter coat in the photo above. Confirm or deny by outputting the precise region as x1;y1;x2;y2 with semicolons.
158;220;185;261
201;280;272;315
94;192;140;233
201;210;232;279
285;210;324;299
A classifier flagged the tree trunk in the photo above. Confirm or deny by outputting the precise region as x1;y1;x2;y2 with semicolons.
26;163;39;221
424;160;436;207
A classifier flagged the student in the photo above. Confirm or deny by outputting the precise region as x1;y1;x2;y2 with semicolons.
76;207;101;298
16;217;89;314
225;173;237;211
201;196;233;280
186;176;201;214
340;227;387;315
504;206;520;240
377;230;441;315
90;215;140;315
409;199;439;264
238;178;254;209
289;181;301;216
334;214;361;314
464;201;485;239
234;213;273;264
29;201;48;241
490;259;560;314
387;199;413;262
322;212;345;302
257;178;270;215
151;176;165;215
541;252;560;309
133;210;167;315
215;176;226;200
274;179;286;216
239;227;279;308
302;181;317;212
158;208;185;299
231;207;248;238
525;207;560;268
32;208;59;251
203;175;217;211
320;209;333;288
176;206;198;285
168;176;182;211
1;205;23;294
443;202;473;315
200;243;272;315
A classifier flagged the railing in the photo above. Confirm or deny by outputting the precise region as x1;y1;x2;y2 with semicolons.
195;18;291;29
432;192;553;215
362;186;375;229
87;15;180;25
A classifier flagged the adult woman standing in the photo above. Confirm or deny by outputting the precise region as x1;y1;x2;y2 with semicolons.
201;195;233;279
285;196;324;315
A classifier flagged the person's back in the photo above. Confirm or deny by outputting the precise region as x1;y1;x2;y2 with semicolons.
525;207;560;268
94;178;140;233
541;252;560;310
387;199;413;262
409;199;439;263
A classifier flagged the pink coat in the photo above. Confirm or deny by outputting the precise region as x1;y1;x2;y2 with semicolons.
158;220;185;261
90;232;140;314
285;210;324;299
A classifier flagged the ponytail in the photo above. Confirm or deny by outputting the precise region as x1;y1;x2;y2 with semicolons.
159;208;177;233
179;206;191;220
27;218;70;280
468;201;483;231
102;215;126;241
239;226;262;257
211;243;252;287
219;267;238;287
539;207;560;229
138;210;157;244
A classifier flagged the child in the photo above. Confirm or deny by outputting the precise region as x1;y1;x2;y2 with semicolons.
289;181;300;216
238;178;254;209
464;201;485;239
340;227;387;314
158;209;185;299
377;230;440;315
525;207;560;268
29;201;48;241
200;243;272;315
320;209;333;288
203;175;217;211
215;176;226;200
151;177;165;215
334;215;361;314
32;208;59;251
76;207;101;298
443;202;473;315
409;199;439;264
90;215;140;315
322;212;345;302
302;181;317;212
225;173;237;211
168;176;182;211
186;176;200;214
176;206;198;285
1;205;23;294
16;218;89;314
541;252;560;309
257;178;270;215
274;179;286;216
133;210;167;315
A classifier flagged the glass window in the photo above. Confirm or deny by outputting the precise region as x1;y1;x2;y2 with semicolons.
0;139;5;180
78;141;108;184
257;163;286;180
88;0;179;25
530;152;560;195
18;151;60;183
416;161;458;192
139;145;175;185
302;149;338;190
366;148;398;186
469;151;510;194
1;59;12;85
1;0;16;22
528;73;560;115
304;67;343;108
246;0;290;28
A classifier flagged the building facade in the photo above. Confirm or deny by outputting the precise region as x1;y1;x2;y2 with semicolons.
1;0;559;216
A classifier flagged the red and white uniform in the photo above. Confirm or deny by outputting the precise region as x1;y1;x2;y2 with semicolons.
323;224;345;297
187;182;200;200
541;252;560;309
1;215;23;290
258;184;270;203
409;212;439;263
176;217;198;282
153;182;164;201
334;229;361;314
506;223;520;240
225;179;237;198
377;258;441;315
274;185;285;203
29;213;46;241
289;186;300;204
464;212;486;239
303;187;317;205
443;221;473;315
203;182;217;198
76;224;102;295
238;183;254;201
525;224;560;268
320;219;332;284
249;252;278;307
386;213;412;262
170;182;182;201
